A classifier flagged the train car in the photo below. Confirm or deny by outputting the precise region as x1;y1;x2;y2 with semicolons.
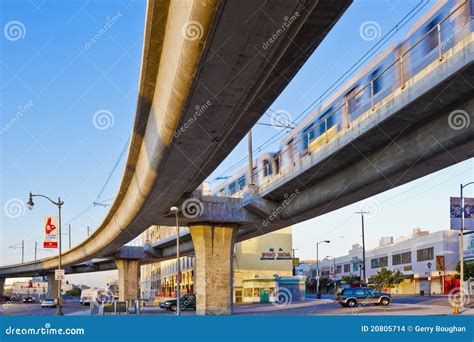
212;152;279;197
213;0;473;195
280;42;399;164
399;0;470;80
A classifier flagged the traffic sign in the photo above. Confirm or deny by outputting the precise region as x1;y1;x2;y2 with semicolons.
55;269;65;280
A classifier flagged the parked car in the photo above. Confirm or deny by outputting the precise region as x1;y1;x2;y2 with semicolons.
22;296;35;304
160;294;196;311
41;298;57;308
335;287;391;307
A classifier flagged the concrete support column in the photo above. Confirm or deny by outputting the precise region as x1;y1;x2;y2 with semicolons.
189;224;237;315
115;259;140;301
0;278;5;298
46;273;59;299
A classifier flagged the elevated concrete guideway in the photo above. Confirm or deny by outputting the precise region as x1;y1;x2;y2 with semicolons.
0;0;351;277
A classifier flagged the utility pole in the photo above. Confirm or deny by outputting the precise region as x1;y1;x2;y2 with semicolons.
170;206;181;316
248;130;254;186
22;240;24;264
35;241;37;261
459;182;474;307
68;224;71;249
355;211;369;284
87;226;90;236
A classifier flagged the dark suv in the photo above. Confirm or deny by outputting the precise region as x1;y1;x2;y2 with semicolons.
335;287;391;307
159;294;196;311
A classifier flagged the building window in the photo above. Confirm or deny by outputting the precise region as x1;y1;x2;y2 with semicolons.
402;252;411;264
344;264;350;273
417;247;434;262
335;265;342;274
244;288;252;297
371;256;388;269
392;252;411;265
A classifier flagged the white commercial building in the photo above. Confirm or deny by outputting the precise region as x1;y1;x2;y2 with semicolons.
310;229;460;295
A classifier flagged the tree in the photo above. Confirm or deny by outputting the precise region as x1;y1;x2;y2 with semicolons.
370;267;403;292
341;274;360;285
65;288;81;297
455;261;474;281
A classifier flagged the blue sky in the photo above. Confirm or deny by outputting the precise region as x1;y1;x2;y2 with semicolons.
1;0;472;287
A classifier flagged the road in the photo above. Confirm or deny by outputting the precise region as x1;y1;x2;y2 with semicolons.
2;296;473;316
0;301;89;316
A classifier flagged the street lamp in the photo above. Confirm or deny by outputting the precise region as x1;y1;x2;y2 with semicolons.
170;206;180;316
316;240;330;299
427;262;432;296
459;181;474;307
27;192;64;316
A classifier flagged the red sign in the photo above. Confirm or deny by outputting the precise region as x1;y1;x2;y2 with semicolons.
43;216;58;248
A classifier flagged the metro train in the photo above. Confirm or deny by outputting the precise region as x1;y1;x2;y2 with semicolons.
214;0;473;197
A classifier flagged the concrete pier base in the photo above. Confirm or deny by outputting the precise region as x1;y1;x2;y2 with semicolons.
0;278;5;298
189;224;237;315
47;272;59;299
116;259;140;301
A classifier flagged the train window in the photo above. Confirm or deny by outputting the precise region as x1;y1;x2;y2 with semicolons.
345;85;360;113
263;160;272;176
228;182;236;195
424;16;441;52
237;175;246;190
302;123;315;151
318;106;335;130
370;67;383;94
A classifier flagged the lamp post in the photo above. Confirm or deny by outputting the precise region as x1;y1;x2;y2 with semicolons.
27;192;64;316
316;240;330;299
427;262;432;296
170;206;180;316
459;182;474;307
